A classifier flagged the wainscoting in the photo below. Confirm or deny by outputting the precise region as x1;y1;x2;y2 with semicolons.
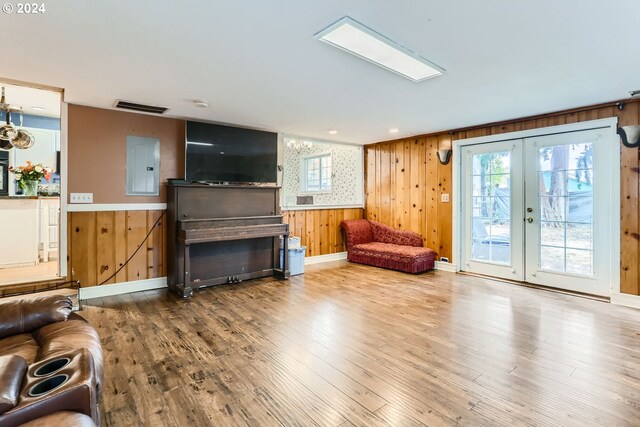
68;207;361;288
282;208;364;257
67;210;166;288
366;99;640;296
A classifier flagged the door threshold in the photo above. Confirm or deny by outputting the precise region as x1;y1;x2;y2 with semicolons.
458;271;610;303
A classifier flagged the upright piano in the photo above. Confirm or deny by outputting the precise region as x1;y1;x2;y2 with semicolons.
166;183;290;298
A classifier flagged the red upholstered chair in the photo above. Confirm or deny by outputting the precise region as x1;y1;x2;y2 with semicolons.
340;219;436;273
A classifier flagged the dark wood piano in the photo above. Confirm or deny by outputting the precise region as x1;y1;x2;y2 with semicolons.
167;183;290;298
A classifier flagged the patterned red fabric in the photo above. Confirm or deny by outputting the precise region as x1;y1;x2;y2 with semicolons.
369;221;423;247
340;219;374;249
341;219;436;274
349;242;436;274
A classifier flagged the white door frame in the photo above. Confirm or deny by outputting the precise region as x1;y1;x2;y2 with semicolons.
452;117;620;296
59;101;68;278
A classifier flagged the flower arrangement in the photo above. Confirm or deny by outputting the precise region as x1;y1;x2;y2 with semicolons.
9;161;52;190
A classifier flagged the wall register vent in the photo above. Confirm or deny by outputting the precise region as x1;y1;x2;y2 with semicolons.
114;100;168;114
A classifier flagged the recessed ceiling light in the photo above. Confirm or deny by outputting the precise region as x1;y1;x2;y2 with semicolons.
315;16;444;82
328;129;338;135
389;128;399;133
31;106;46;111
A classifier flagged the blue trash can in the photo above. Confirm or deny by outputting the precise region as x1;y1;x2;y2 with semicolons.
280;246;306;276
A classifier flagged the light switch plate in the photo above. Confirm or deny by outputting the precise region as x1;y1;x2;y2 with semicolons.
441;193;450;203
70;193;93;203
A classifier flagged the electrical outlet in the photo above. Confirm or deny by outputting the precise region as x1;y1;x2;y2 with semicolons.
70;193;93;204
441;193;450;203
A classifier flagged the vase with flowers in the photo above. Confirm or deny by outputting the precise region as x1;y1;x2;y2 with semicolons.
9;161;52;196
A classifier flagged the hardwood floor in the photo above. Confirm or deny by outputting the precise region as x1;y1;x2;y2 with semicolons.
0;260;58;286
81;261;640;426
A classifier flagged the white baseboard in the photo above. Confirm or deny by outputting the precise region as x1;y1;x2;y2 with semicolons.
0;261;37;269
305;251;347;265
611;292;640;310
435;261;457;272
79;277;167;300
68;203;166;212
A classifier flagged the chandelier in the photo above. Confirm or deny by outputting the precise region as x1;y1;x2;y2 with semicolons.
286;139;312;152
0;87;34;150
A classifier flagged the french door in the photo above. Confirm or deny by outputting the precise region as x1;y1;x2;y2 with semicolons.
459;126;613;296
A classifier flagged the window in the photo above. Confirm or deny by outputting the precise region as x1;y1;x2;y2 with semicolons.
302;153;332;193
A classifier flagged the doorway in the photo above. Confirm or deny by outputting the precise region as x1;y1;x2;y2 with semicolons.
456;119;618;296
0;83;62;287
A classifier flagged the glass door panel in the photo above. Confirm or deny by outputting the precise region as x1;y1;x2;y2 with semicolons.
524;130;610;296
461;141;524;281
537;142;594;276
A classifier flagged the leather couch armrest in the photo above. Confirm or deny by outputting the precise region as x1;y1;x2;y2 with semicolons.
0;296;72;340
0;355;27;414
16;411;97;427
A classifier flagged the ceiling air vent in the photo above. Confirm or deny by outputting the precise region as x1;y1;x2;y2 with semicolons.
114;100;168;114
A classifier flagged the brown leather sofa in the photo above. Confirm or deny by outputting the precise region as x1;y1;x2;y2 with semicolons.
0;295;102;427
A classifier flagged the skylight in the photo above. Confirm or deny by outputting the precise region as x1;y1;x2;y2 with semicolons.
315;17;443;82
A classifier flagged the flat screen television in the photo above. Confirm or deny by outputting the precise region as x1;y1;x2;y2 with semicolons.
186;121;278;184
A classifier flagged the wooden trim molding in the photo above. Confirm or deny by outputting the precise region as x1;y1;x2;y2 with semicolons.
282;204;364;211
67;203;167;212
79;277;167;300
304;252;347;265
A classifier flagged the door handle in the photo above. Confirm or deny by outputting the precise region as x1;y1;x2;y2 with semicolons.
526;217;534;223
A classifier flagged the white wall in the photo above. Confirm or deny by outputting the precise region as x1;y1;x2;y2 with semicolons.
281;139;363;208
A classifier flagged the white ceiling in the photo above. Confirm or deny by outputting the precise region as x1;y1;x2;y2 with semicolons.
0;83;60;118
2;0;639;144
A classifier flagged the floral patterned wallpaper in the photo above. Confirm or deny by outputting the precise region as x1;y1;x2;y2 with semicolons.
281;140;363;208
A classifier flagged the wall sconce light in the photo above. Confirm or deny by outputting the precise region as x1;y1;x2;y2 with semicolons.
437;148;452;165
618;125;640;148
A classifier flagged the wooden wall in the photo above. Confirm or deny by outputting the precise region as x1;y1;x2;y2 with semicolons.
67;211;165;288
365;135;453;260
68;207;360;287
366;99;640;295
282;208;364;257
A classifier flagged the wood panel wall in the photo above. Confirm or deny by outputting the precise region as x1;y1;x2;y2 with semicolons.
67;210;166;288
366;99;640;295
282;208;364;257
365;135;452;260
68;207;359;287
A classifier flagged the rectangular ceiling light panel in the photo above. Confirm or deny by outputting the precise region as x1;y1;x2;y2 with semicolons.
316;17;443;82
